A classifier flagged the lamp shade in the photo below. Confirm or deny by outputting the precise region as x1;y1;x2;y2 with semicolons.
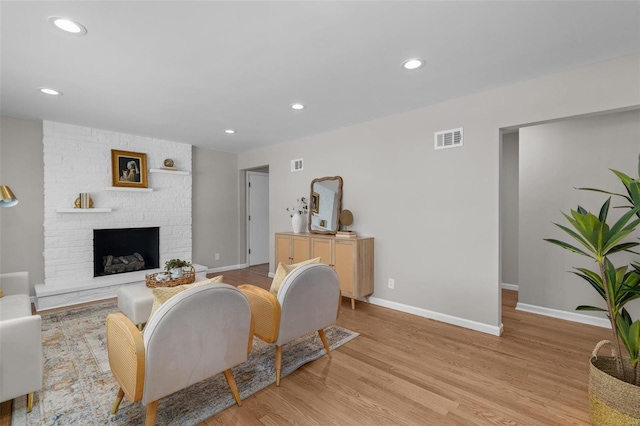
0;185;18;207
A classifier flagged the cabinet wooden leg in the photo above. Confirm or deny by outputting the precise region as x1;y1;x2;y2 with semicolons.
351;298;355;310
365;295;370;304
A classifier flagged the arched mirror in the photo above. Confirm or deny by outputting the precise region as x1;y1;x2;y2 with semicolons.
308;176;343;234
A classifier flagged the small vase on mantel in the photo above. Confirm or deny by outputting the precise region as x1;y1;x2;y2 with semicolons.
291;213;305;234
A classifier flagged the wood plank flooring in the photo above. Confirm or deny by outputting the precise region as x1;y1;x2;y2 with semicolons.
2;265;611;425
204;265;610;425
0;401;11;426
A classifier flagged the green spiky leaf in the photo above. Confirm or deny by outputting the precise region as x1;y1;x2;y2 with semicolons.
572;269;605;299
598;198;610;222
616;316;639;366
577;187;632;204
544;238;592;258
576;305;607;312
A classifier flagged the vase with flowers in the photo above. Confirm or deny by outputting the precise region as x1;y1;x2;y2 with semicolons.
287;197;308;234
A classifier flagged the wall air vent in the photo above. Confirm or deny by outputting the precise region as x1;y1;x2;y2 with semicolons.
291;158;303;172
434;128;463;150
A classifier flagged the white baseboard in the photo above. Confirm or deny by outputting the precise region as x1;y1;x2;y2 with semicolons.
367;296;503;336
516;302;611;328
501;282;519;291
207;263;248;274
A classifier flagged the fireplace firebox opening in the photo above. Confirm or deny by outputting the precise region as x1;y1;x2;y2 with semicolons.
93;227;160;277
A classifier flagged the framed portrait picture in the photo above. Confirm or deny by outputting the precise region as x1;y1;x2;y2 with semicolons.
311;192;320;214
111;149;148;188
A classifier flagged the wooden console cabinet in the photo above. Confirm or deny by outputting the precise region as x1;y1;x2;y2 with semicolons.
275;233;310;265
275;232;374;309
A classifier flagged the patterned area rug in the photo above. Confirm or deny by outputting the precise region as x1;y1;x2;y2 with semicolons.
12;300;358;425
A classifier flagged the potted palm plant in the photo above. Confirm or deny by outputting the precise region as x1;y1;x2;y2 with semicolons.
545;158;640;424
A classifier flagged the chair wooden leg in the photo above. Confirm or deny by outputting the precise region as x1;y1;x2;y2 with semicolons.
351;298;355;310
275;345;282;387
223;369;242;406
318;329;331;355
145;400;158;426
27;392;34;413
112;388;125;414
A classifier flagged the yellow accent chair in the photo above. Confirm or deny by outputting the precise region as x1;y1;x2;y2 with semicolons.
239;263;341;386
106;284;253;426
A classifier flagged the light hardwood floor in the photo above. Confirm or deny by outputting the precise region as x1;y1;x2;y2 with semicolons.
1;265;610;425
205;265;610;425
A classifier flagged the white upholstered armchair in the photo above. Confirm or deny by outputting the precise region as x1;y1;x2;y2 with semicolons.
106;284;253;425
238;263;341;386
0;272;43;413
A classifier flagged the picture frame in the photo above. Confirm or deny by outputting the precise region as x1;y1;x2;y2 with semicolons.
311;192;320;214
111;149;148;188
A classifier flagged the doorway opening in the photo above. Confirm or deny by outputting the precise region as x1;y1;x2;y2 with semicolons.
498;108;640;329
246;168;270;267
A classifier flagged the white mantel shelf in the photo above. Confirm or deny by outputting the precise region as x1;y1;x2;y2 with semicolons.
56;208;112;213
149;168;190;175
105;186;154;192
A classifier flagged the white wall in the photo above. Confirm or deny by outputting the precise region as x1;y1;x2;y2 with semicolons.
192;146;241;269
501;132;519;286
238;54;640;334
519;110;640;320
0;116;44;295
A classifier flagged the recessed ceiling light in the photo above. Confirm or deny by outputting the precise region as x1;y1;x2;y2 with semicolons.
402;58;424;70
38;87;62;96
224;129;236;134
48;16;87;35
290;103;305;110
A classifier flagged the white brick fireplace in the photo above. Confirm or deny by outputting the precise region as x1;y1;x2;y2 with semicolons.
35;121;194;310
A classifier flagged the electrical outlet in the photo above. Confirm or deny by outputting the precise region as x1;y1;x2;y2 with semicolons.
388;278;395;289
215;253;220;261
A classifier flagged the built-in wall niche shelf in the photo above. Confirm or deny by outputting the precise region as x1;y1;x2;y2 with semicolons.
57;208;112;213
149;168;190;176
105;187;154;192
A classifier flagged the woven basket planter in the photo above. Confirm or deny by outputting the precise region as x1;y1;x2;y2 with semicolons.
589;340;640;425
145;267;195;288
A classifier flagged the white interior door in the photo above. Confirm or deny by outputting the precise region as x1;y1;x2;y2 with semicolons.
247;171;269;265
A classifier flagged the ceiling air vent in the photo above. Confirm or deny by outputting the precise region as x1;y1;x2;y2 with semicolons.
434;128;463;150
291;158;303;172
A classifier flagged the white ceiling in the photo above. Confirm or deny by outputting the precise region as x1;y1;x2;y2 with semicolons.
2;1;639;153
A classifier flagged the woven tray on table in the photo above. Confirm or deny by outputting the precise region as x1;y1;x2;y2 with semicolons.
146;267;196;288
